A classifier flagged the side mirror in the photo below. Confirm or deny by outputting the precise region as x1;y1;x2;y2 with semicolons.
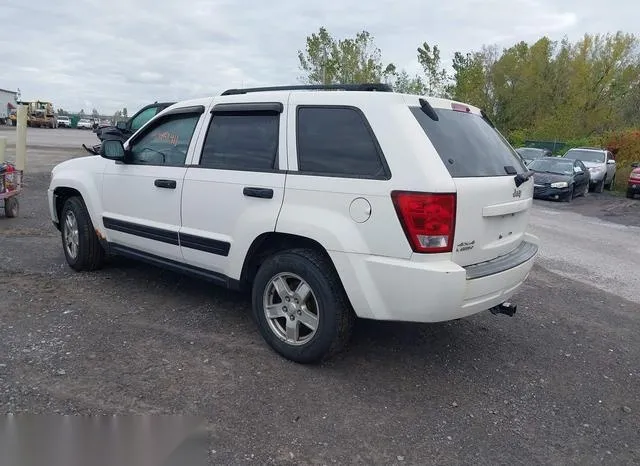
116;120;127;130
607;159;616;165
100;139;126;161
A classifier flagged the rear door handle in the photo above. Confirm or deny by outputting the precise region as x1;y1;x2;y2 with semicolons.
243;187;274;199
154;179;177;189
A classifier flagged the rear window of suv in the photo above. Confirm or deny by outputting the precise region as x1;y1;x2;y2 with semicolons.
410;107;526;177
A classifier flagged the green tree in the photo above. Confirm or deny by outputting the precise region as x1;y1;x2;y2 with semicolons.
298;27;396;84
393;70;426;94
417;43;449;97
123;108;128;118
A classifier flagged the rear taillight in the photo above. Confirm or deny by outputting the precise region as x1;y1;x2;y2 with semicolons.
391;191;456;253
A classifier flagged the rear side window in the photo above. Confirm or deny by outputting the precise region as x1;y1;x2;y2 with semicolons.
297;107;387;179
410;107;526;177
200;114;279;171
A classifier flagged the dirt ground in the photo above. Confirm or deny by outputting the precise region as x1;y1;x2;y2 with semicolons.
1;129;639;465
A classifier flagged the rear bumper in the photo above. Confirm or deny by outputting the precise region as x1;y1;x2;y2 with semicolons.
330;234;539;323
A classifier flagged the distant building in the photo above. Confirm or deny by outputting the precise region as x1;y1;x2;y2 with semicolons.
0;88;18;123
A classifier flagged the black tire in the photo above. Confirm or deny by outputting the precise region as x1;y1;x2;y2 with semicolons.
595;178;605;193
4;197;19;218
563;187;574;202
60;196;105;271
606;174;615;191
251;248;355;364
628;190;635;199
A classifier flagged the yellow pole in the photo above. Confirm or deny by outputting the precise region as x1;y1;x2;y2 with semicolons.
0;136;6;164
15;104;27;171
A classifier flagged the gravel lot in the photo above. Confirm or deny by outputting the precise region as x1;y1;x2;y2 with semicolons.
1;129;639;465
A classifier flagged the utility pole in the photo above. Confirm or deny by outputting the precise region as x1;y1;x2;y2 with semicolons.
15;104;27;171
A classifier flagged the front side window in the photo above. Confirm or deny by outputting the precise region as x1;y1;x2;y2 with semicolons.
296;107;387;178
130;107;159;132
199;113;279;171
128;114;200;166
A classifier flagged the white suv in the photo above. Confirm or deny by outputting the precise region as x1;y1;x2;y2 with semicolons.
48;84;539;363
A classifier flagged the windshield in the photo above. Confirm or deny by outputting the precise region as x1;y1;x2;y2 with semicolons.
564;150;605;163
410;107;526;177
516;148;545;159
529;159;574;175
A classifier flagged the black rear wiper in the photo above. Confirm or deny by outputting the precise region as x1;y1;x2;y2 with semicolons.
419;98;439;121
514;170;535;187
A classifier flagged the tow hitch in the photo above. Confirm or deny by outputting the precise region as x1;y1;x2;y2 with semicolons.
490;302;517;317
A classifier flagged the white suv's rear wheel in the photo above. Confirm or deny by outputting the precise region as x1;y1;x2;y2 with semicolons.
251;249;354;363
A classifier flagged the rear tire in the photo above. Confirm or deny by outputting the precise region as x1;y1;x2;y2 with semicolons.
4;197;19;218
60;197;105;271
251;248;355;363
628;190;636;199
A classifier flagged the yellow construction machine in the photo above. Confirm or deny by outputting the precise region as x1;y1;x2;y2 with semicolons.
11;101;58;128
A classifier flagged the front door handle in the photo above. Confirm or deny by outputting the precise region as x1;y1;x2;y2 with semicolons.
243;187;274;199
154;179;177;189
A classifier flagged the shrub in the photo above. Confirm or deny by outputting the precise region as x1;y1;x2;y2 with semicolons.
601;129;640;190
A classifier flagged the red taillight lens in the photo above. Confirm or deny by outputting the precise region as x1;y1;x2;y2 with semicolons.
391;191;456;253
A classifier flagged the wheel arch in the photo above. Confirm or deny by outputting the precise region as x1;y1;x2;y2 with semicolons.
52;180;103;237
239;232;340;290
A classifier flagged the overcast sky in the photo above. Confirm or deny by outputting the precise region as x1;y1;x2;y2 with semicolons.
1;0;637;115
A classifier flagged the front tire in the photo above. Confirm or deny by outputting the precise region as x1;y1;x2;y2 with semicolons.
60;197;105;271
4;197;19;218
252;249;355;363
563;187;574;202
595;178;605;193
606;174;615;191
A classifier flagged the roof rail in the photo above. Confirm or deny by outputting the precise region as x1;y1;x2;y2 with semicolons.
220;83;393;96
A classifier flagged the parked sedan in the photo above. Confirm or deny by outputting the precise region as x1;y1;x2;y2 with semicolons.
563;147;616;192
628;163;640;199
530;157;590;202
516;147;552;165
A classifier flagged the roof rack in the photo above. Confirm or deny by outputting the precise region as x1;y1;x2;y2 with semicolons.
575;146;604;150
220;83;393;96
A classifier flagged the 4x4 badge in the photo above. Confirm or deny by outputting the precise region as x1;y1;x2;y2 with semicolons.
512;188;522;198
